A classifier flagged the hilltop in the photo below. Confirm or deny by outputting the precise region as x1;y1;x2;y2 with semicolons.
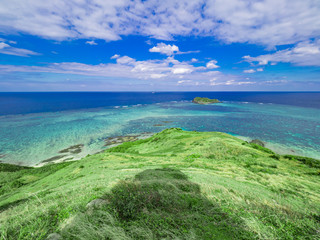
0;128;319;239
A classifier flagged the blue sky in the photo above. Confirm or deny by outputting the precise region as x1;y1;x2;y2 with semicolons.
0;0;320;91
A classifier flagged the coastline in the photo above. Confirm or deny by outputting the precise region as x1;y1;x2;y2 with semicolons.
1;129;319;168
234;135;320;160
1;98;319;166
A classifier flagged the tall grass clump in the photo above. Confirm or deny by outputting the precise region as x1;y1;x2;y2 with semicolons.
61;168;253;239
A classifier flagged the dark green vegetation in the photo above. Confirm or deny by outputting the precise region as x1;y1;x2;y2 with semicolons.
283;155;320;169
1;128;320;239
192;97;221;104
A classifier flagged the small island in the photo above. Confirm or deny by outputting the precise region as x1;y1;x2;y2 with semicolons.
192;97;221;104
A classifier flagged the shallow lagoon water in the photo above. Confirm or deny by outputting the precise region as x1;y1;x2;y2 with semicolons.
0;99;319;166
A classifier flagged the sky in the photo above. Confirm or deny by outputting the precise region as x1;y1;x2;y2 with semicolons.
0;0;320;91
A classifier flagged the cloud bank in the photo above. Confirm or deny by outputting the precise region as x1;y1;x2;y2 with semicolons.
244;40;320;66
0;55;254;87
0;0;319;47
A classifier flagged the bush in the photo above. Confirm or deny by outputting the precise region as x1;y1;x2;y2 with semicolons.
97;169;252;239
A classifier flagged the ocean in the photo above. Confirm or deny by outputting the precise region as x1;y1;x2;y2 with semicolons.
0;92;319;166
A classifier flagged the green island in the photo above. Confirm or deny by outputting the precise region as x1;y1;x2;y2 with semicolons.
1;128;320;239
192;97;221;104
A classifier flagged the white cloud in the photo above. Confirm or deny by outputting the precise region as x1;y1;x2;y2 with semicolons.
86;40;98;45
149;43;179;55
176;50;200;55
206;60;219;69
243;69;256;73
150;73;167;79
256;68;264;72
111;54;120;59
116;56;135;65
172;67;192;74
209;79;256;86
263;80;288;84
177;80;192;84
0;0;318;48
0;42;39;56
0;42;9;49
191;58;198;62
204;0;320;47
244;39;320;66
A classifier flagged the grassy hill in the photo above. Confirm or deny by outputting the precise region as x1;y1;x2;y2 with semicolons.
1;128;319;239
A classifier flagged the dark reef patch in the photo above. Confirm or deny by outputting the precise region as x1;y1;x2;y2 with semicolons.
42;155;68;163
104;135;139;146
59;144;84;154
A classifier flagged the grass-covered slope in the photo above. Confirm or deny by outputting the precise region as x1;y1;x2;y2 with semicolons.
1;128;319;239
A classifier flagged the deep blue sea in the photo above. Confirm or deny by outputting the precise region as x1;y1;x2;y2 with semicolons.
0;92;319;166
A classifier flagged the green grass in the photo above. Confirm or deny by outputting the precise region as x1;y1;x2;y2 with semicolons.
283;154;320;169
1;128;319;239
61;168;253;239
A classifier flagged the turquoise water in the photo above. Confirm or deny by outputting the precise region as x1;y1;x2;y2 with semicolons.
0;101;319;166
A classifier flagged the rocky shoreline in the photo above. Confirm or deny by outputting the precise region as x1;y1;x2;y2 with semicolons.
34;132;154;167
